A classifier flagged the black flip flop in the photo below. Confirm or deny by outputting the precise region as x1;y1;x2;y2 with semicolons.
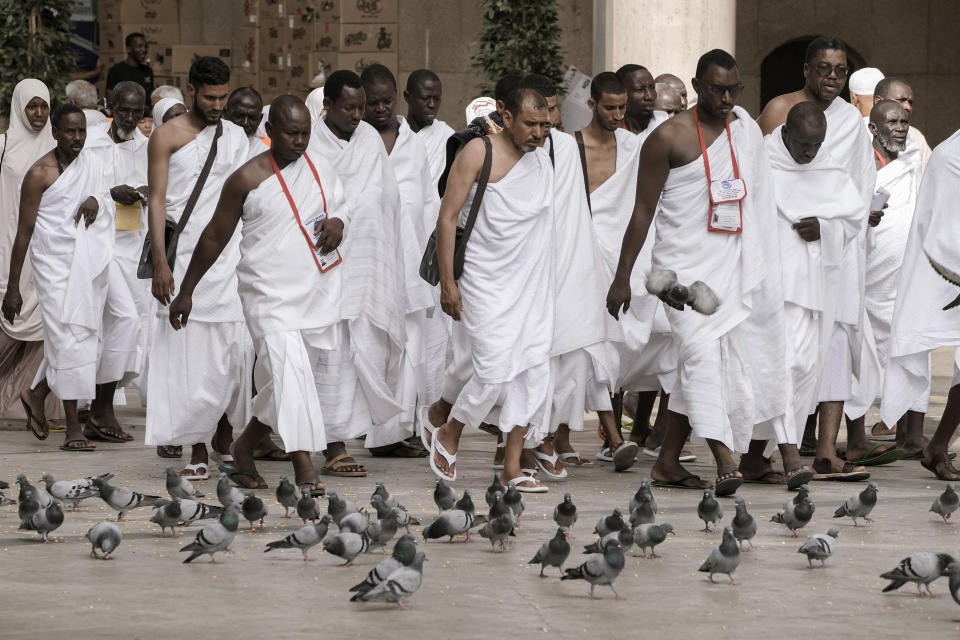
714;474;743;497
60;439;96;452
297;482;326;497
786;468;814;490
612;441;639;472
156;445;183;459
20;395;47;441
651;474;707;489
83;419;128;443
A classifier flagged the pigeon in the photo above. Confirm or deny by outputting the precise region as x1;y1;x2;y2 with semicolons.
297;491;321;524
479;513;515;552
561;540;626;599
18;498;39;530
264;515;333;560
881;552;957;597
327;492;360;526
772;485;815;536
371;494;392;519
732;498;757;551
798;528;839;567
503;485;525;520
931;484;960;524
92;478;162;521
323;531;371;566
629;496;656;527
339;510;370;534
632;523;674;558
16;474;51;508
0;491;15;507
372;495;419;533
585;527;634;556
371;481;397;509
216;475;245;510
350;551;426;609
629;481;659;515
698;526;742;584
529;529;570;577
487;490;513;523
165;467;204;500
423;509;476;543
350;534;418;594
394;505;419;534
86;521;122;559
594;508;626;537
150;499;184;536
697;490;723;532
22;502;64;542
181;508;240;564
40;473;98;510
485;475;505;508
834;481;878;526
275;476;299;518
947;561;960;606
433;479;456;513
365;510;400;549
241;493;268;529
554;493;578;535
178;498;223;525
454;490;475;515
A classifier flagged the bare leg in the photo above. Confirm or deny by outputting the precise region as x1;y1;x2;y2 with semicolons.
705;439;739;481
844;415;898;460
431;419;465;477
229;417;270;488
650;411;710;488
738;439;784;483
922;385;960;480
815;401;845;471
211;414;234;457
649;392;671;448
501;426;545;489
533;435;563;476
598;410;624;449
898;410;925;457
428;398;453;430
89;381;132;439
627;391;658;444
61;399;94;450
554;423;592;465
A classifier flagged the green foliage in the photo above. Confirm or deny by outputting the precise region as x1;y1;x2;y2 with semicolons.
0;0;75;118
472;0;566;95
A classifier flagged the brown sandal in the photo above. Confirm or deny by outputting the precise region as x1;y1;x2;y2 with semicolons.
320;452;367;477
921;454;960;481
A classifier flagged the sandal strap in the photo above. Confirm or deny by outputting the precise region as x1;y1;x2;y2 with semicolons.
533;450;559;465
508;476;540;487
432;439;456;465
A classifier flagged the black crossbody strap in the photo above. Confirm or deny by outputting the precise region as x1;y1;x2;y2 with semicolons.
459;135;492;246
175;120;222;234
574;130;591;213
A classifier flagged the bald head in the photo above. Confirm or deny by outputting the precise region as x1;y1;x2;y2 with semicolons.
266;95;311;162
654;83;683;116
268;94;309;125
654;73;687;108
869;99;909;154
782;102;827;164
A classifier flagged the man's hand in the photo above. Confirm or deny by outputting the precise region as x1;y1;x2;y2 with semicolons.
152;263;176;306
792;217;821;242
440;281;463;321
169;293;192;329
1;289;22;324
110;185;142;206
869;202;888;228
314;217;344;254
73;196;99;228
606;277;632;319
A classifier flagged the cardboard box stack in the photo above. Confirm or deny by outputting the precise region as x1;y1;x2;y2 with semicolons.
97;0;180;96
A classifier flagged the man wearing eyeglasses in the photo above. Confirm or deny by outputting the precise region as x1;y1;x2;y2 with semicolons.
758;36;880;481
607;49;788;496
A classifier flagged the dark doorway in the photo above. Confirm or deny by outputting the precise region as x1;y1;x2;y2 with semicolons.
760;37;867;109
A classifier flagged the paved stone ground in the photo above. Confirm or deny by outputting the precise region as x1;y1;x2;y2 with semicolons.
2;349;960;639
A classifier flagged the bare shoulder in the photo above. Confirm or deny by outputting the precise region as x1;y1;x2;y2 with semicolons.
757;92;804;133
647;112;694;150
455;136;486;170
25;151;58;190
150;115;201;154
233;153;274;193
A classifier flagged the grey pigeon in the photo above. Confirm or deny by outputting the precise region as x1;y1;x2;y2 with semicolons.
181;508;239;563
585;527;634;556
487;490;513;523
394;505;419;533
629;496;656;527
276;476;299;518
327;491;360;526
297;491;321;524
632;523;674;558
365;510;400;549
350;534;418;593
698;526;741;584
178;498;223;525
629;481;659;515
22;502;64;542
92;477;162;521
264;515;333;560
881;552;956;596
323;531;370;566
350;551;426;609
16;474;51;508
503;485;525;520
594;508;626;537
433;479;456;513
732;497;757;550
372;495;419;533
479;513;515;552
371;494;392;519
40;473;97;510
561;540;626;599
86;521;122;559
798;528;839;567
772;485;815;536
423;509;476;543
241;493;268;529
697;490;723;532
339;510;370;534
371;481;397;509
454;490;475;515
834;481;878;526
485;475;505;508
150;499;184;536
216;475;244;510
0;491;15;507
553;493;578;535
529;529;570;577
165;467;204;500
947;561;960;605
931;484;960;524
18;498;39;530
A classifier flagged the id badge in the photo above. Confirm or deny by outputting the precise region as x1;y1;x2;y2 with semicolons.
115;203;142;231
305;213;342;272
709;178;746;204
709;201;742;233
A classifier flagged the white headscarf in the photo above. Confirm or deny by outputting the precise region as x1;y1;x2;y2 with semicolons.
151;97;184;127
305;87;325;123
256;105;270;139
0;79;55;340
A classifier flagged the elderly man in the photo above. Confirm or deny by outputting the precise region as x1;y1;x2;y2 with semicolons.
654;83;684;117
66;80;106;127
654;73;688;110
150;85;183;106
224;87;267;160
848;67;884;117
759;36;880;480
874;77;932;169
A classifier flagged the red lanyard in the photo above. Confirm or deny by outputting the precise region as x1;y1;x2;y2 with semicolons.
270;151;330;274
874;147;887;168
693;106;741;188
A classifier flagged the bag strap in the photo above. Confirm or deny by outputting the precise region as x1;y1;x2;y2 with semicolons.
174;120;222;234
0;133;7;177
459;135;492;245
574;130;592;213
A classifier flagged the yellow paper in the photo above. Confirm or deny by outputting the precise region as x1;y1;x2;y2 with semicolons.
115;203;142;231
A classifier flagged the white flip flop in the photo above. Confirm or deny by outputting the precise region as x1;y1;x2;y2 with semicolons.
595;447;613;462
429;433;457;482
612;441;639;472
642;445;697;462
533;450;568;481
180;463;209;481
507;475;549;493
208;450;234;466
419;405;436;452
492;439;506;471
559;451;593;466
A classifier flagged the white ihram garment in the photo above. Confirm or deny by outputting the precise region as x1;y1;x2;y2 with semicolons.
417;118;455;192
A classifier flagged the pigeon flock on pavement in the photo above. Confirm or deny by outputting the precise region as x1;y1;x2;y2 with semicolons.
4;469;960;610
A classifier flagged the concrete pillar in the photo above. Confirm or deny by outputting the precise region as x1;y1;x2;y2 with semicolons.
594;0;736;90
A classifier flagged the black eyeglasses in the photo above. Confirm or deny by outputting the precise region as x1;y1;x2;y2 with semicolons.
812;63;850;79
703;83;744;98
